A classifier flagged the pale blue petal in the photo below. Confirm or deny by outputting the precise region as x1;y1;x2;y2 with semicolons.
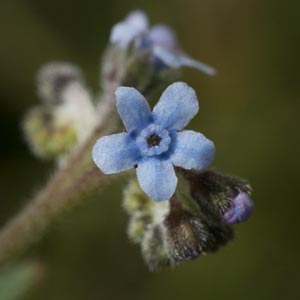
136;158;177;201
170;130;215;170
153;82;199;130
125;10;149;31
152;46;182;67
92;133;139;174
115;87;152;132
153;46;216;75
176;55;217;76
110;22;143;48
148;25;178;49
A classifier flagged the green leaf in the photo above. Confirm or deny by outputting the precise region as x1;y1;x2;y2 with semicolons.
0;261;43;300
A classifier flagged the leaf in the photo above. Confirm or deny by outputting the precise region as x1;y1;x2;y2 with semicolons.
0;261;44;300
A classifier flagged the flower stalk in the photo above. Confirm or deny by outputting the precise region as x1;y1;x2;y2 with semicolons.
0;92;119;266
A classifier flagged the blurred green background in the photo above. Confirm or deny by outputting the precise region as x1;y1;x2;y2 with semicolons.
0;0;299;299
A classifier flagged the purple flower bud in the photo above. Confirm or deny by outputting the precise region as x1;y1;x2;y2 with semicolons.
222;193;254;224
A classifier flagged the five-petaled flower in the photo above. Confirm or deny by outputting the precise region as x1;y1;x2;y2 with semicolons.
110;10;216;75
92;82;215;201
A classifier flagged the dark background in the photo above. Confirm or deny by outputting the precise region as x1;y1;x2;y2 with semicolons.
0;0;299;299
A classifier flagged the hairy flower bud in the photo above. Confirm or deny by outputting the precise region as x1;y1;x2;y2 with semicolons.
163;195;233;262
127;215;151;244
123;179;173;270
141;225;173;271
222;192;254;224
123;177;234;270
23;107;77;159
123;179;152;215
180;169;253;223
34;62;98;148
164;203;209;262
37;62;83;105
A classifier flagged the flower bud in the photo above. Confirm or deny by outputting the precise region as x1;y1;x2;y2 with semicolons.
37;62;83;105
123;179;152;215
163;196;210;262
123;177;236;270
222;192;254;224
33;62;97;148
141;225;173;271
180;169;253;222
203;216;234;252
23;107;77;159
127;214;151;244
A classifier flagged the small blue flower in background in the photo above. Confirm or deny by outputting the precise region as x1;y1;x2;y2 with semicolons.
110;10;216;75
92;82;215;201
222;193;254;224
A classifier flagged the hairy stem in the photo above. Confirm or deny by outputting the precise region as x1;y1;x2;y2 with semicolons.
0;92;119;266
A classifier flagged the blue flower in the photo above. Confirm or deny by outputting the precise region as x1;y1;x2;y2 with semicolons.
110;10;216;75
92;82;215;201
222;193;254;224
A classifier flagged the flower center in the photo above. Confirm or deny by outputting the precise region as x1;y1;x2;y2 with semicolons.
136;124;171;156
147;134;162;147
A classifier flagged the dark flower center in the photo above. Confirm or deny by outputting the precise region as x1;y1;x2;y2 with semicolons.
147;134;161;147
137;125;171;156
